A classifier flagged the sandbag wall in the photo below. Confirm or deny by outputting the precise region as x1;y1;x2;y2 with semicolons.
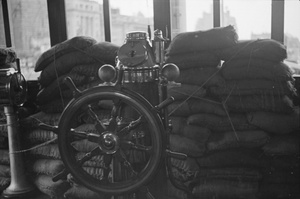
18;36;119;199
165;26;299;199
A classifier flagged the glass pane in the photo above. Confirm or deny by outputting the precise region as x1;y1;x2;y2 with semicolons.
0;1;6;47
65;0;105;41
221;0;271;40
7;0;50;80
170;0;213;38
110;0;154;45
284;0;300;74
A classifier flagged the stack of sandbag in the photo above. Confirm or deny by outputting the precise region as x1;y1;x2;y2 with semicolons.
206;39;299;198
19;111;69;199
0;110;10;193
34;36;119;113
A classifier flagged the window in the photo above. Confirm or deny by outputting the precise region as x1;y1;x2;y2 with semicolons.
284;0;300;74
170;0;213;38
6;0;51;80
221;0;271;40
109;0;154;45
65;0;105;41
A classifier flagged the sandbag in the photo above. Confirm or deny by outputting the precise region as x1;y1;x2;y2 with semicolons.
217;39;287;62
20;112;61;129
247;109;300;134
259;183;300;199
38;42;119;87
38;98;73;114
167;83;206;101
64;184;106;199
170;134;206;157
32;159;64;177
168;98;226;117
30;144;61;159
165;51;220;70
177;67;225;87
0;177;10;192
36;73;87;105
71;139;98;153
262;168;300;184
34;175;70;199
210;79;297;97
262;134;299;156
35;36;97;72
0;136;8;149
222;94;295;113
192;178;259;199
0;48;16;65
0;149;9;165
25;129;57;144
187;113;257;132
166;180;188;199
0;165;10;177
170;117;211;142
166;25;238;55
206;130;270;151
196;149;264;168
221;58;294;81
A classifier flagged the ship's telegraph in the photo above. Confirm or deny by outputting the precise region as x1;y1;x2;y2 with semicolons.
98;30;180;84
0;59;27;106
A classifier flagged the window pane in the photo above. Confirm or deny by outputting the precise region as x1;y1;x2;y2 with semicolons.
65;0;105;41
170;0;213;38
110;0;154;45
284;0;300;74
7;0;50;80
221;0;271;40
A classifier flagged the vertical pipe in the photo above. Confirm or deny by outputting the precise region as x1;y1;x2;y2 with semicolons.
103;0;111;42
271;0;284;43
2;106;35;198
1;0;12;47
153;0;171;41
213;0;221;27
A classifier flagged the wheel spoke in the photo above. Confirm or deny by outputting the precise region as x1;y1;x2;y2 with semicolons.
118;116;143;135
107;99;122;132
87;104;107;132
121;140;152;153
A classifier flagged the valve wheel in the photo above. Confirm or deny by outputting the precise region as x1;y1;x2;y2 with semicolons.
58;86;165;195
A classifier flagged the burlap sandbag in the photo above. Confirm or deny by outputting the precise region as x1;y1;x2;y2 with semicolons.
0;177;10;192
20;111;61;129
191;178;259;199
34;175;70;199
247;109;299;134
0;136;8;149
38;42;119;87
36;73;87;105
171;157;199;183
221;58;294;81
0;123;7;137
38;98;73;114
64;184;106;199
166;179;188;199
206;130;270;152
170;116;211;142
170;134;206;157
0;149;9;165
196;149;264;168
177;67;224;87
35;36;97;72
0;165;10;177
71;139;98;153
166;25;238;55
222;94;295;113
217;39;287;62
167;83;206;101
32;159;64;177
165;52;220;70
168;98;226;117
187;113;257;132
262;134;299;156
0;48;16;65
25;129;57;144
210;79;297;97
30;144;61;159
261;168;300;184
259;183;300;199
76;152;104;168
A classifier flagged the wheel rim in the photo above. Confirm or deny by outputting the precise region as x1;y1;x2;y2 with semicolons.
58;88;164;195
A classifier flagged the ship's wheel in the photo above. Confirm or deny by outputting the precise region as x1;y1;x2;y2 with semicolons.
57;85;165;195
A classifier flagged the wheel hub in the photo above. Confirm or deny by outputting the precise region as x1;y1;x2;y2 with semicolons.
99;132;119;154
